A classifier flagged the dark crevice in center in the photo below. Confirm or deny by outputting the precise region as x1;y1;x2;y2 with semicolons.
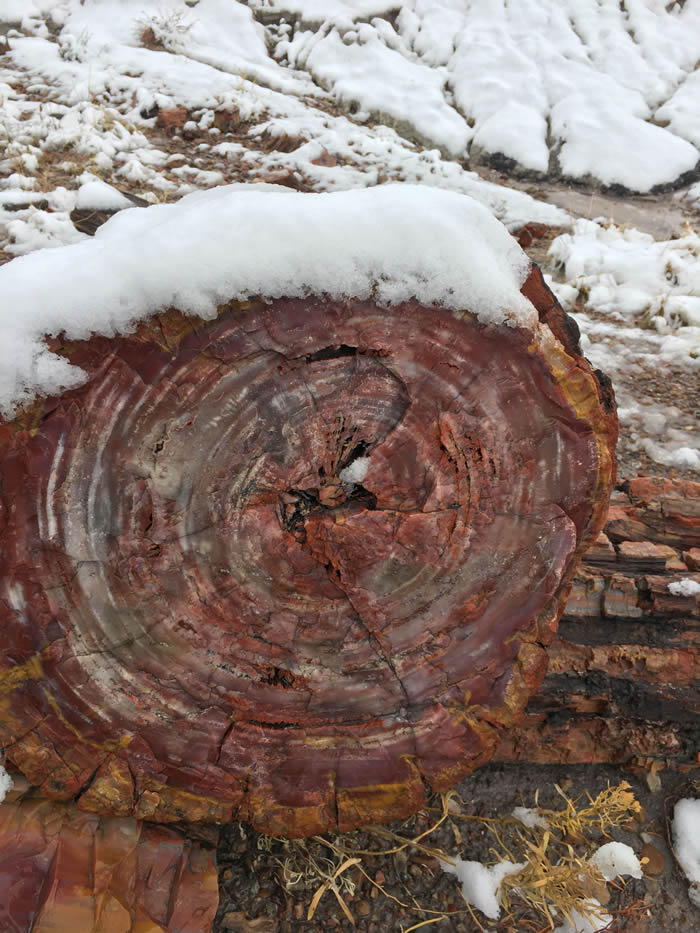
341;439;370;471
305;344;359;362
278;483;377;539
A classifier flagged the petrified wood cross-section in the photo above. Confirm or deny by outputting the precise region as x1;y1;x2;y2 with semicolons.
0;268;616;836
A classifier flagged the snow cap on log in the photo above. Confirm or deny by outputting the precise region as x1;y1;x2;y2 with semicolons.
0;183;535;414
0;184;617;836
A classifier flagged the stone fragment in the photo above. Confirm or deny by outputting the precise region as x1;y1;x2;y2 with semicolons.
311;148;338;167
157;106;189;130
643;574;700;616
618;540;679;573
603;573;643;618
563;571;606;617
0;788;218;933
583;532;618;570
628;477;700;502
213;108;240;133
640;843;665;877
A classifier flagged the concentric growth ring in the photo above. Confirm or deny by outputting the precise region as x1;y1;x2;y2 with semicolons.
0;276;616;836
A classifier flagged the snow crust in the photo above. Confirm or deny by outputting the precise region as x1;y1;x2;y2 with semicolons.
263;0;700;190
554;902;612;933
668;579;700;597
673;798;700;907
549;219;700;343
75;180;136;211
547;219;700;474
439;857;525;921
554;842;641;932
0;183;535;414
339;456;370;485
512;806;548;829
590;841;643;882
0;764;12;803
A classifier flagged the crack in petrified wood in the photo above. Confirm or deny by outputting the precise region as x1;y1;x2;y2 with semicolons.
0;283;616;836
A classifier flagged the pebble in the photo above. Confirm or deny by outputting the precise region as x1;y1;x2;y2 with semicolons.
640;843;665;877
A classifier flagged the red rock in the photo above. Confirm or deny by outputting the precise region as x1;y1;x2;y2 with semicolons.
603;573;643;618
513;222;565;248
583;532;618;570
641;843;665;878
311;149;338;167
684;548;700;570
643;574;700;616
564;571;606;617
258;168;308;189
0;779;218;933
618;540;679;573
628;476;700;502
604;506;649;543
213;108;240;133
157;106;189;130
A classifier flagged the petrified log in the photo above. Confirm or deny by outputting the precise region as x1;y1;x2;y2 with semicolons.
0;776;218;933
0;243;616;837
497;477;700;767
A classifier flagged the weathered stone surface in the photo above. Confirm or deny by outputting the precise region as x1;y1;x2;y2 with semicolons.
603;572;643;618
605;479;700;550
497;477;700;768
0;777;218;933
617;540;678;573
0;268;616;836
641;843;666;878
565;571;606;617
583;532;618;570
157;106;189;129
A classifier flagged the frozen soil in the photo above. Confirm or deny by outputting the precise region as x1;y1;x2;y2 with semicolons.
214;763;698;933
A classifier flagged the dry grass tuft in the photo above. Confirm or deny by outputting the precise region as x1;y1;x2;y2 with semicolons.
259;781;644;929
539;781;643;839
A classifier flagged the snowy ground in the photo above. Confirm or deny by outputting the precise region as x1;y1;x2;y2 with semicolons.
1;0;698;476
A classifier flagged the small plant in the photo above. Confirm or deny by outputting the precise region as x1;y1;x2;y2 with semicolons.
137;9;193;53
256;782;645;930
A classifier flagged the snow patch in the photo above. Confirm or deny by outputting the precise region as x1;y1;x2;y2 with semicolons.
590;841;643;882
439;857;525;921
512;806;548;829
0;765;12;803
668;579;700;597
339;456;370;485
673;798;700;908
75;180;136;211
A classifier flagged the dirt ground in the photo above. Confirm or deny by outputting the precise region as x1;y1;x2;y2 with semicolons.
213;762;698;932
